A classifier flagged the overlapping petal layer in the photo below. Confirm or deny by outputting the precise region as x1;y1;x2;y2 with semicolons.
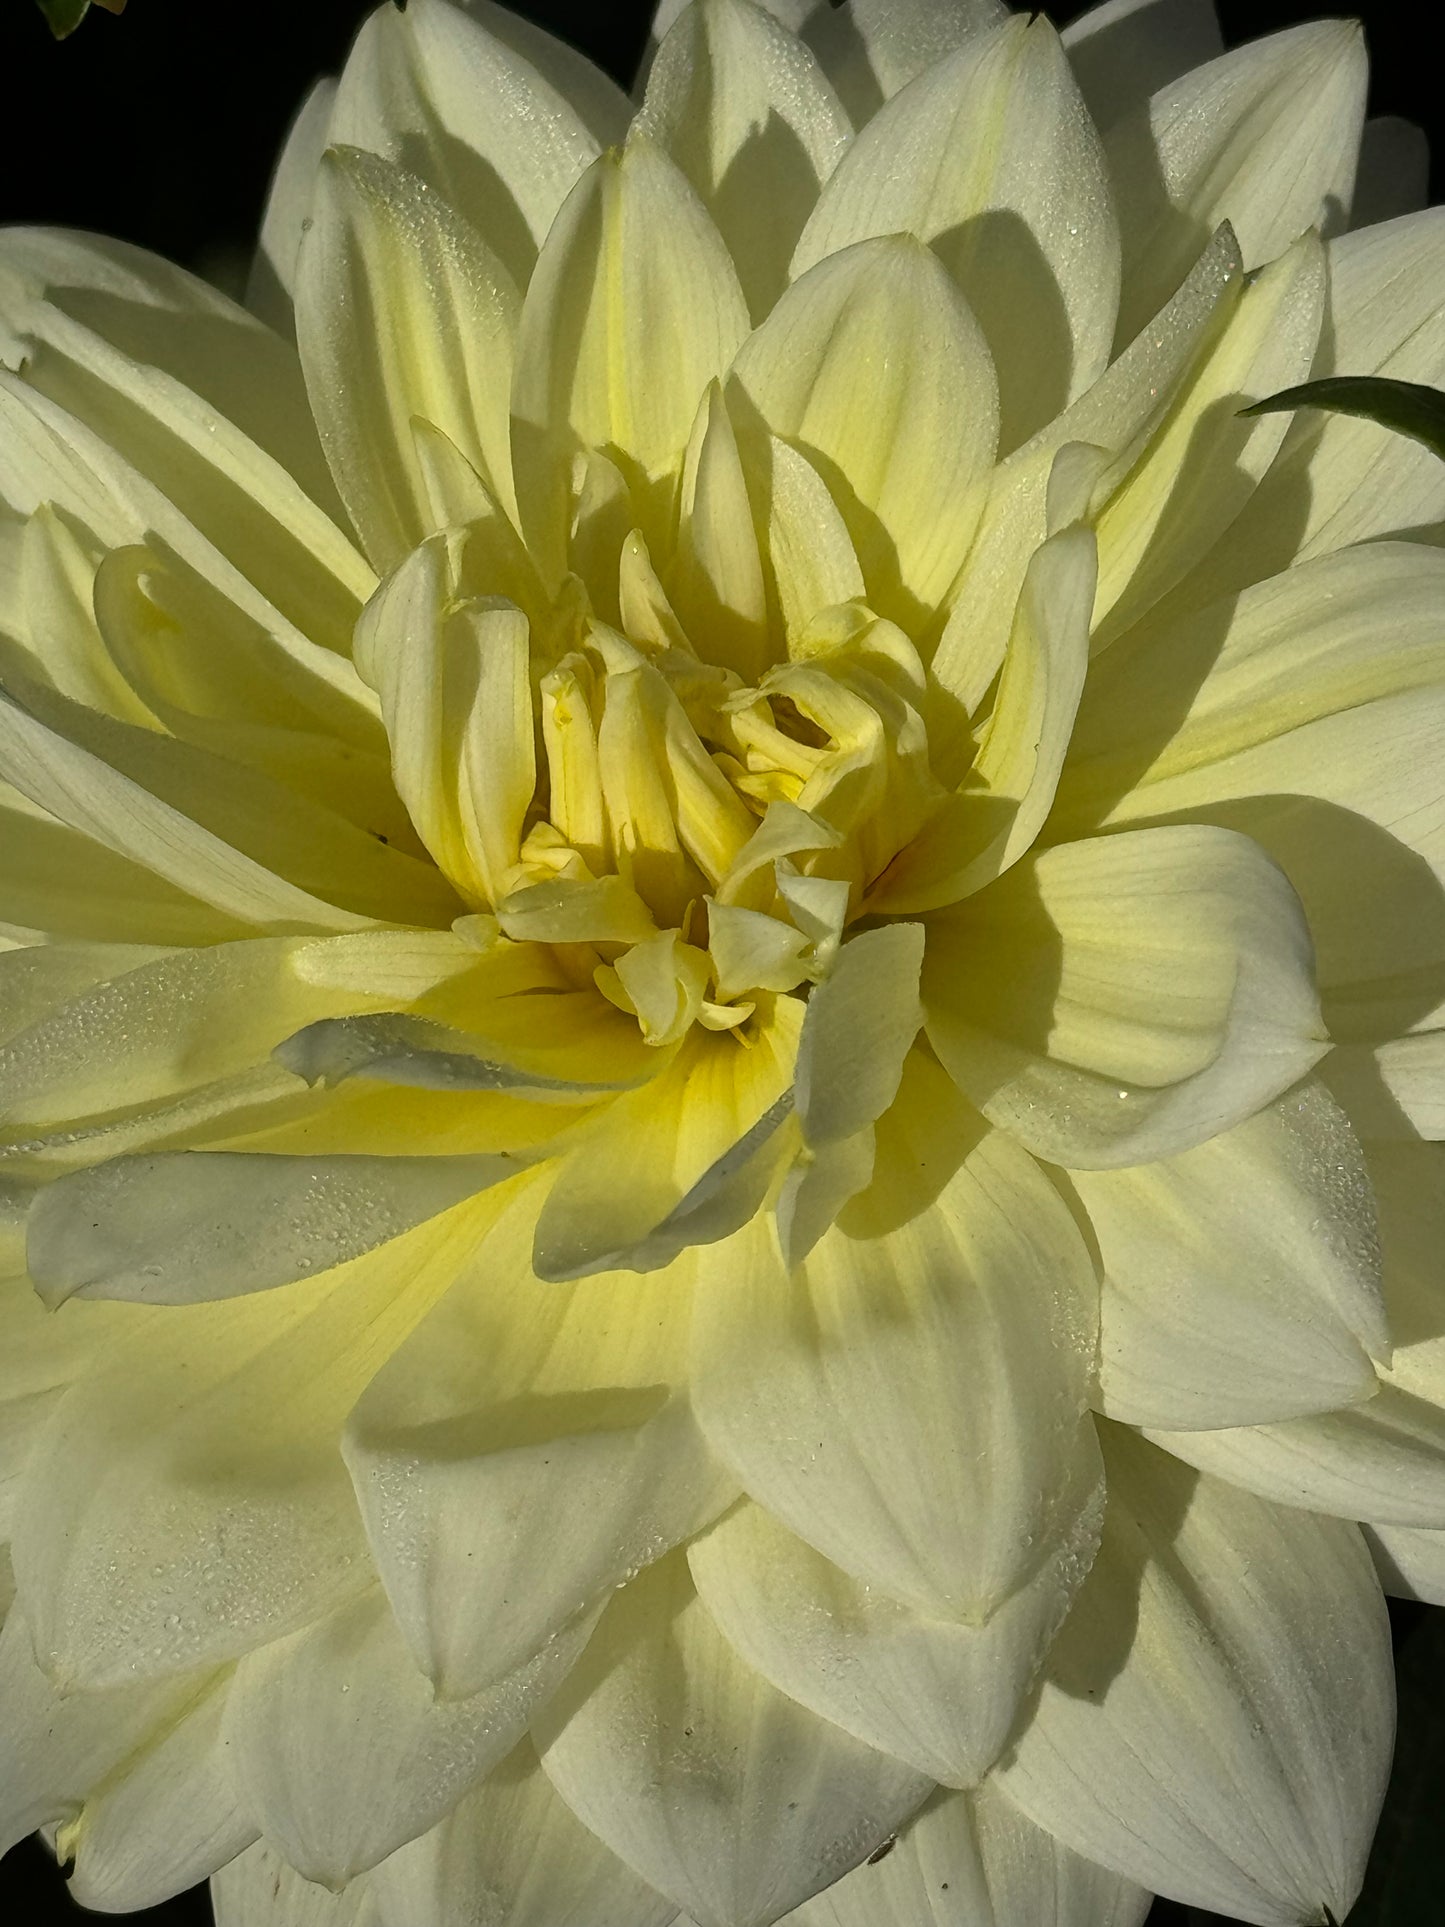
1;2;1442;1924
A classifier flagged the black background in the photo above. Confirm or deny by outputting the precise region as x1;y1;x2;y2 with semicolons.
0;0;1441;1921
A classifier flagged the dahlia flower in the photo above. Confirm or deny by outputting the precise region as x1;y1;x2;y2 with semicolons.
1;0;1442;1921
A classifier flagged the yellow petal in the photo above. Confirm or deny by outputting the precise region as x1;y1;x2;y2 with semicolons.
297;146;520;566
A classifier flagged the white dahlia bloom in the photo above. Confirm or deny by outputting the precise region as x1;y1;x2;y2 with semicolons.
1;0;1442;1922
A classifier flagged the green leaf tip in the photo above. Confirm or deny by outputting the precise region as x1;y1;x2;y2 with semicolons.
37;0;125;37
1240;374;1445;464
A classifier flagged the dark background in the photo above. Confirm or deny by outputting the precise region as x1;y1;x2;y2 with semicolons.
0;0;1441;1920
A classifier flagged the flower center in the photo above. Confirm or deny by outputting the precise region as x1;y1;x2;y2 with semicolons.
471;528;942;1047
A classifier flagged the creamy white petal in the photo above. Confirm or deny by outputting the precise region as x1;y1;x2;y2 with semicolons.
642;0;849;319
729;234;996;625
212;1842;380;1927
535;1547;931;1927
330;0;627;287
0;226;352;567
26;1148;524;1307
1089;231;1324;643
346;1179;734;1702
795;922;924;1148
0;929;472;1138
512;134;749;576
649;1;1006;124
224;1584;596;1885
996;1428;1394;1926
924;825;1326;1170
531;997;800;1280
690;1493;1099;1788
783;1780;1152;1927
1364;1523;1445;1606
249;78;337;330
1143;1144;1445;1524
794;14;1119;453
748;434;866;642
9;1199;498;1688
1179;208;1445;608
62;1674;255;1913
929;221;1243;719
693;1081;1101;1621
296;148;520;567
1108;20;1366;339
352;537;536;905
369;1736;678;1927
1081;1078;1387;1430
1062;0;1223;133
876;526;1096;910
0;1602;220;1858
824;0;1007;110
671;381;769;679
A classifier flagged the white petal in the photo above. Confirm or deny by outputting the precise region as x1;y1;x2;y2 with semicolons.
1082;1077;1387;1430
26;1148;524;1307
995;1428;1394;1926
690;1494;1099;1788
346;1179;734;1702
875;525;1096;911
1191;207;1445;603
929;221;1243;717
212;1842;380;1927
794;15;1119;453
1089;231;1324;642
535;1547;931;1927
728;234;997;624
783;1780;1152;1927
795;923;924;1148
0;226;362;624
1062;0;1223;133
0;674;453;936
748;435;865;642
1364;1523;1445;1606
531;998;800;1280
224;1585;596;1885
62;1674;255;1913
0;930;471;1138
1143;1393;1445;1532
693;1083;1101;1621
369;1737;677;1927
330;0;628;287
924;825;1327;1170
672;381;770;678
9;1200;498;1688
352;538;536;904
512;135;749;576
296;148;520;567
249;78;338;330
641;0;849;318
1107;20;1366;339
808;0;1007;124
0;1602;220;1859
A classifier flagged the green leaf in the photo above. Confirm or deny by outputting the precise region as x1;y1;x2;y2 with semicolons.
1240;375;1445;462
36;0;91;35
